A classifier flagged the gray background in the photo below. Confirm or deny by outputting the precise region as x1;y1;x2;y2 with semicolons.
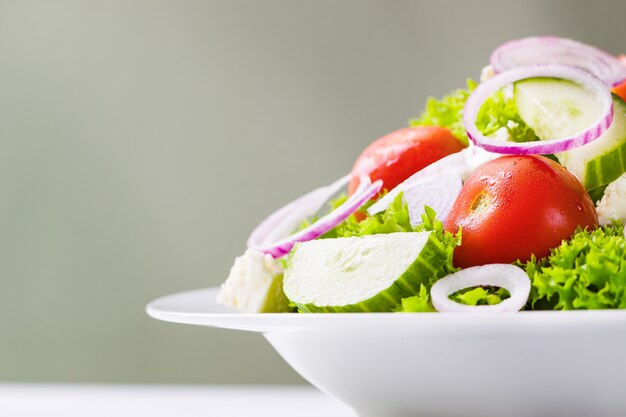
2;0;625;384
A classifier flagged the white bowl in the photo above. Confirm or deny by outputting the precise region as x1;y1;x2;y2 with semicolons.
147;287;626;417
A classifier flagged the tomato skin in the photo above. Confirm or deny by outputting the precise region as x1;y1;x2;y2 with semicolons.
613;55;626;102
444;155;598;268
348;126;465;195
613;80;626;102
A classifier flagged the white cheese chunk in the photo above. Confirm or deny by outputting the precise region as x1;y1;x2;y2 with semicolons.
217;249;288;313
596;173;626;226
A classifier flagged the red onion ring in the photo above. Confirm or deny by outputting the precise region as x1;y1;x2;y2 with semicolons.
247;176;382;258
430;264;530;313
247;175;350;250
491;36;626;87
464;64;614;155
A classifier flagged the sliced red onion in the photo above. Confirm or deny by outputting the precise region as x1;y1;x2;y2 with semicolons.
491;36;626;87
430;264;530;313
248;176;382;258
464;64;614;155
247;175;350;250
367;146;499;216
403;170;463;226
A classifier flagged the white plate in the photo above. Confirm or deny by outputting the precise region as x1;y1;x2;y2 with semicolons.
147;288;626;417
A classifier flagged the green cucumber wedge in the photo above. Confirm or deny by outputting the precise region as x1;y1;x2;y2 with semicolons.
283;232;448;312
515;78;626;190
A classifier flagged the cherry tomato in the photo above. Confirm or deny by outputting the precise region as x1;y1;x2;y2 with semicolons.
348;126;465;195
444;155;598;268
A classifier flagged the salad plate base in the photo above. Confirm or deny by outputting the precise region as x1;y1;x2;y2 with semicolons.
147;287;626;417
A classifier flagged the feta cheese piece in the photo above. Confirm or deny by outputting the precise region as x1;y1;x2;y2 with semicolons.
596;173;626;226
217;249;291;313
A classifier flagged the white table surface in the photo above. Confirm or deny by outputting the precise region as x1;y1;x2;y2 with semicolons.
0;384;357;417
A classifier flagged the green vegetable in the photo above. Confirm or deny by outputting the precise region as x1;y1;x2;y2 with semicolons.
414;206;459;277
328;196;459;278
395;205;462;313
395;284;436;313
397;283;510;312
515;78;626;191
450;286;510;306
527;222;626;310
410;80;476;145
326;192;413;238
476;86;540;144
286;194;461;313
284;231;452;312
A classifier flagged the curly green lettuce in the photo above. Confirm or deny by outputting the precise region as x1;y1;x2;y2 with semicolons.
396;284;436;312
414;205;459;277
527;222;626;310
410;80;476;145
451;286;510;306
325;192;413;238
475;86;540;144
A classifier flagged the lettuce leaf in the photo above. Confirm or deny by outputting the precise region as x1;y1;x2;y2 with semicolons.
526;222;626;310
395;284;436;313
415;205;460;277
475;86;540;144
410;80;476;145
326;192;413;238
451;286;510;306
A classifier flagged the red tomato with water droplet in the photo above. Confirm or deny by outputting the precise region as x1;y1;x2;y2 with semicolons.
348;126;465;195
444;155;598;268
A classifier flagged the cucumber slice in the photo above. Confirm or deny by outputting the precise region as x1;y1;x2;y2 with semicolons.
515;78;604;140
567;98;626;190
283;232;448;312
515;78;626;190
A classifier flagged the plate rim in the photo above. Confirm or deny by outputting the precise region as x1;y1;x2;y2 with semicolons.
146;286;626;333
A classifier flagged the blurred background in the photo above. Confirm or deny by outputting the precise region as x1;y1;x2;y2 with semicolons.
1;0;626;384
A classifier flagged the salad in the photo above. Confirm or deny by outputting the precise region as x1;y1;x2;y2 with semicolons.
217;36;626;314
